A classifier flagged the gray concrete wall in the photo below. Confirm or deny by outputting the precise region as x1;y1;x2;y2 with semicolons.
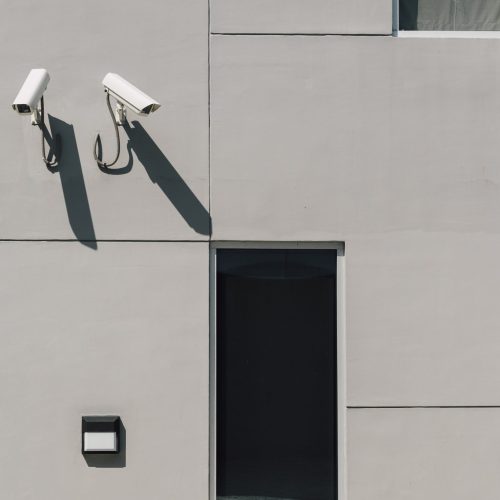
211;34;500;498
1;0;499;498
211;0;393;35
348;408;500;499
0;0;209;241
0;1;210;498
0;242;208;499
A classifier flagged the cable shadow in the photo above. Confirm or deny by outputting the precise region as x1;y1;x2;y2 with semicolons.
95;134;133;175
48;115;97;250
83;420;126;468
40;122;60;170
123;121;211;236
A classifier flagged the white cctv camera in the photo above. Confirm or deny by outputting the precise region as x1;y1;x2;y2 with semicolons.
94;72;161;168
102;73;160;124
12;68;50;125
12;68;60;167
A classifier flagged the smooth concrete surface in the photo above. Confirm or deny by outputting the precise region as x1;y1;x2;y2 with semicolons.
210;35;500;241
347;232;500;406
0;0;209;241
0;242;208;499
3;1;500;497
348;408;500;499
211;35;500;405
211;0;393;34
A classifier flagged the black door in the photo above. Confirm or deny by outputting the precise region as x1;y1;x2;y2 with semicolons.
216;249;337;500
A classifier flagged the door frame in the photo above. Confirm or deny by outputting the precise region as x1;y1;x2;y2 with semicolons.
209;241;346;500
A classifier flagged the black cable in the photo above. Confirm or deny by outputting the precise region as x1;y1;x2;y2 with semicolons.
93;91;121;168
40;96;59;168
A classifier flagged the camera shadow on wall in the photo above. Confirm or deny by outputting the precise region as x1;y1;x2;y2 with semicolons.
45;116;211;246
97;119;211;236
47;115;97;250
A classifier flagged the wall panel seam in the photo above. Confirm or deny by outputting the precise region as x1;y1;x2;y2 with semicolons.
348;406;500;409
210;32;393;36
208;0;212;242
0;239;209;243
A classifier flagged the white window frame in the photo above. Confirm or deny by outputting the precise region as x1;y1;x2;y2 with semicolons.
393;0;500;38
209;241;346;500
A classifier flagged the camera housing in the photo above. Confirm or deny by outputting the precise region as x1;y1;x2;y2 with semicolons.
102;73;161;117
12;69;50;123
11;68;60;167
94;72;162;168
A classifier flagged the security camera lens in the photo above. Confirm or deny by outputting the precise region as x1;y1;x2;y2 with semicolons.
16;104;31;114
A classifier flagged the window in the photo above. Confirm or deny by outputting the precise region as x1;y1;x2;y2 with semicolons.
399;0;500;31
215;248;337;500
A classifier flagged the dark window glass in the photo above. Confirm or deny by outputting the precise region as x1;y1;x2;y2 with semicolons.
400;0;500;31
216;249;337;500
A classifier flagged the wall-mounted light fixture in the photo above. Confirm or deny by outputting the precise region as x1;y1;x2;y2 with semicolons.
12;69;61;168
94;73;161;169
82;416;121;454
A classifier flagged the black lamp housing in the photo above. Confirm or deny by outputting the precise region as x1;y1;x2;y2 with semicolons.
82;416;121;455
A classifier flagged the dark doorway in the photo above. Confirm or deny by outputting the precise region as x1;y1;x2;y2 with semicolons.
216;249;337;500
